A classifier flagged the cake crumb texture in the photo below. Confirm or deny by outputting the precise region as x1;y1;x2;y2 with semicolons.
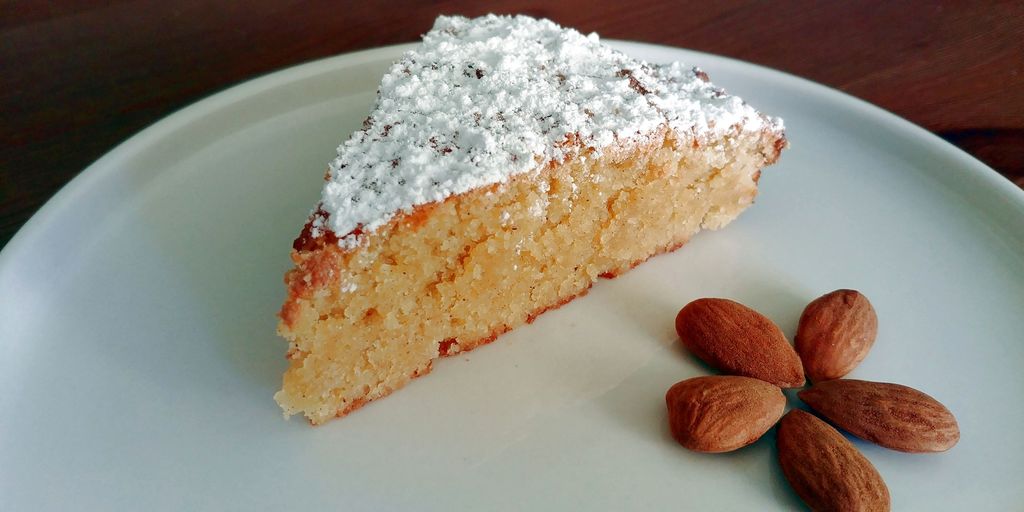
275;14;786;424
277;125;782;424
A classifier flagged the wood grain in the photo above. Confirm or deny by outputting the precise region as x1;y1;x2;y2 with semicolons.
2;0;1022;246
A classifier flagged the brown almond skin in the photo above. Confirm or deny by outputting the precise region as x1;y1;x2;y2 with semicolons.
777;410;891;512
799;379;960;453
796;290;878;383
665;375;786;453
675;298;805;388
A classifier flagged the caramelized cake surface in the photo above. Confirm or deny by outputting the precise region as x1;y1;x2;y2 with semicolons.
276;14;786;424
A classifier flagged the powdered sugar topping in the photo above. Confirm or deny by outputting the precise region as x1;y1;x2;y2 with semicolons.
315;14;782;248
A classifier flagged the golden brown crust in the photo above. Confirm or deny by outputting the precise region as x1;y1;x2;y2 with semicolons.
525;285;591;324
279;245;347;328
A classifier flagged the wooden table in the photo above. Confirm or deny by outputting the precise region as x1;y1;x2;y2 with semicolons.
2;1;1022;247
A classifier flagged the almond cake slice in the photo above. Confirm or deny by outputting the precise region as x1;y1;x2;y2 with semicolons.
276;14;787;424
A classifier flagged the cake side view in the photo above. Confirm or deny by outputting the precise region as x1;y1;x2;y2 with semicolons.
276;14;787;425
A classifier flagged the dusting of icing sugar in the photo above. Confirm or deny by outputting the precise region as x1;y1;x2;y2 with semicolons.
529;198;546;217
317;14;783;249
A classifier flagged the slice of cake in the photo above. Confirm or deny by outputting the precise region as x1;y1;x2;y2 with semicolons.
276;14;786;424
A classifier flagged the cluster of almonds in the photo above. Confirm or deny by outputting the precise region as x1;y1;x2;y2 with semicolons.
666;290;959;511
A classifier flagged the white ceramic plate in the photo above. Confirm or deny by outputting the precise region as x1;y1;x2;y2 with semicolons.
2;42;1023;510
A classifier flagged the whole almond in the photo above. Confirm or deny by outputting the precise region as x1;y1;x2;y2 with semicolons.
799;379;960;453
665;375;786;453
675;298;805;387
777;409;891;512
796;289;878;382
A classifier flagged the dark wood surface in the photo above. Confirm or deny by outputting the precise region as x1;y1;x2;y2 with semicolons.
3;1;1022;248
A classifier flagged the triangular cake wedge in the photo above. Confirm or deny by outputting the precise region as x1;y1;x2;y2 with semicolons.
276;14;787;424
